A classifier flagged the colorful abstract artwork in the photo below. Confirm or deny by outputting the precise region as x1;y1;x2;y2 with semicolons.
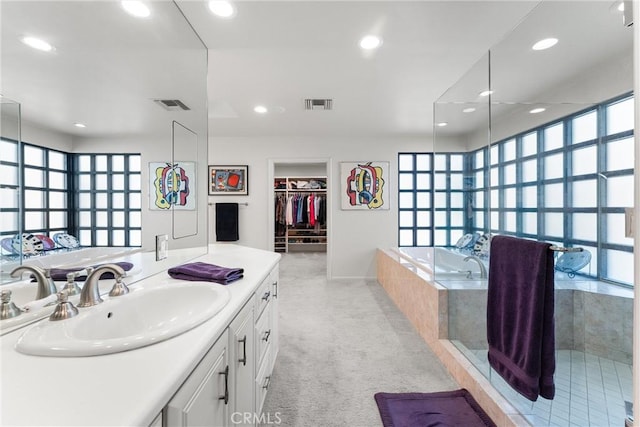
340;161;389;210
208;165;248;195
149;162;196;210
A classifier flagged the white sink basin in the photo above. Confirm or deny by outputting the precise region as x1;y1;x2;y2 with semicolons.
15;282;230;357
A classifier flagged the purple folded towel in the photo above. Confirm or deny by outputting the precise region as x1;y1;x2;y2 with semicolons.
48;262;134;281
487;235;555;401
168;262;244;285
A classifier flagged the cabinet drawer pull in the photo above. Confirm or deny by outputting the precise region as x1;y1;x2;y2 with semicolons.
262;375;271;389
262;329;271;342
238;335;247;366
273;281;278;298
262;291;271;302
218;365;229;405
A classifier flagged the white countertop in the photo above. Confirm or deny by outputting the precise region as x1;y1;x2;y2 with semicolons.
0;244;280;427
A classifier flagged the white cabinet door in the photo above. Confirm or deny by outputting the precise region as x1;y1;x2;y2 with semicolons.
270;267;279;371
229;300;255;426
165;330;230;427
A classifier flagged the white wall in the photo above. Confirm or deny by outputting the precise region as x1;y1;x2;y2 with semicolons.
209;136;431;279
21;121;73;152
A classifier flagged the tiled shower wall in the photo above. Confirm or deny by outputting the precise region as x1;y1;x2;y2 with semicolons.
449;289;632;364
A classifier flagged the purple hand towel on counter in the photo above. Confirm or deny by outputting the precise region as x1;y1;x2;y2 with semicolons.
168;262;244;285
49;262;134;281
487;235;555;401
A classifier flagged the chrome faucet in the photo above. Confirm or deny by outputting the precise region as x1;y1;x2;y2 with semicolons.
78;264;127;308
10;265;58;300
463;255;488;279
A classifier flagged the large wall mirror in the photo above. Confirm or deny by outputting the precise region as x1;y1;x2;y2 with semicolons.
0;0;208;285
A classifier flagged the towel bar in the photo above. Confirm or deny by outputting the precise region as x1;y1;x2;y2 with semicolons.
549;245;583;252
208;202;249;206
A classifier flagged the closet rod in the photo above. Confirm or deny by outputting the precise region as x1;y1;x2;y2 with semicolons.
208;202;248;206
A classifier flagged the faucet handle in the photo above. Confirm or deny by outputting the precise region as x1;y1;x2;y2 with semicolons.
62;272;82;296
0;290;23;320
108;276;130;297
49;290;79;321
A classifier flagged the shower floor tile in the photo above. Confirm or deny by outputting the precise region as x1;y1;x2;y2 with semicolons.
463;347;631;427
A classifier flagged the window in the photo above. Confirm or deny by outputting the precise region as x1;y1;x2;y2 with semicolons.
400;93;634;286
398;153;432;246
0;140;142;249
75;154;142;247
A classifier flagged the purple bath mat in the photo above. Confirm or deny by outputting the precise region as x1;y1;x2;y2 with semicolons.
374;389;496;427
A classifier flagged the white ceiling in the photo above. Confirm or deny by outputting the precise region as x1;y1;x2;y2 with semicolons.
1;1;633;141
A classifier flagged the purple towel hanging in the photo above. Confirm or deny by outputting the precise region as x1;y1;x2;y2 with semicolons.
486;235;555;401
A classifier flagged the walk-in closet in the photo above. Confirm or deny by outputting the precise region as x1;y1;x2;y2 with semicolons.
274;176;327;253
273;163;328;253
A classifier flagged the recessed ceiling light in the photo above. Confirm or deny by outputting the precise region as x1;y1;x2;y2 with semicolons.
532;38;558;51
121;1;150;18
462;107;476;113
74;123;86;128
479;90;493;97
22;36;54;52
529;108;546;114
208;1;236;18
359;35;382;50
436;122;448;127
618;2;624;11
254;105;268;114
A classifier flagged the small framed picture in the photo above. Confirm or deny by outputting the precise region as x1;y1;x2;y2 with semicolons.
208;165;248;195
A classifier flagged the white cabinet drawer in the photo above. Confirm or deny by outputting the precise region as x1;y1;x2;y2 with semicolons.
254;276;272;319
254;344;272;415
254;303;272;367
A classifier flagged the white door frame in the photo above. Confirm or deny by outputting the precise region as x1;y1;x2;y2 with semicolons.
267;157;332;280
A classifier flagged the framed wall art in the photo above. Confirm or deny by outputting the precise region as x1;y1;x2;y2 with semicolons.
208;165;248;195
340;161;389;210
149;162;196;210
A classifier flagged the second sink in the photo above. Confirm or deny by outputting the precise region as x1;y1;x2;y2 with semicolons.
15;281;231;357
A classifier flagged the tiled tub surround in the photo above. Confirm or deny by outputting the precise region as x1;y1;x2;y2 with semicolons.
376;248;633;427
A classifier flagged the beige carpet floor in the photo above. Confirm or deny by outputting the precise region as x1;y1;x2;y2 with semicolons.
260;252;457;427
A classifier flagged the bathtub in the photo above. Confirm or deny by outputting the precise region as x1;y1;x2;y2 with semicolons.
393;246;487;281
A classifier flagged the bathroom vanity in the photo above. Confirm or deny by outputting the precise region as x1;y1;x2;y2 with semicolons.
0;244;280;427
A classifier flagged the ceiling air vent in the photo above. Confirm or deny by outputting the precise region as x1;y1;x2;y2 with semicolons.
153;99;191;111
304;98;333;110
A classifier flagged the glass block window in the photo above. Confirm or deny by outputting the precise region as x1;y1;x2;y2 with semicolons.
0;140;142;251
75;154;142;247
474;93;634;286
410;93;634;286
398;153;433;246
22;143;71;239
